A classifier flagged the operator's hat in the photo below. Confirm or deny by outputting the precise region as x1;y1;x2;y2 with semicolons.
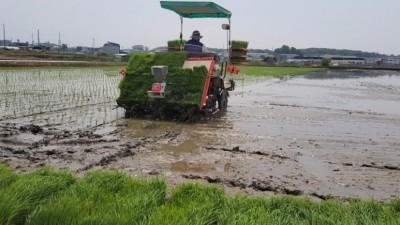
191;30;203;39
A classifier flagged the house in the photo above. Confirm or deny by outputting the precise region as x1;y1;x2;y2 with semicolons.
11;41;29;47
330;57;365;66
277;54;298;60
102;42;120;55
0;39;12;47
150;46;168;52
76;46;99;54
276;54;299;64
40;42;57;50
288;56;322;66
247;52;270;59
383;57;400;65
365;57;383;65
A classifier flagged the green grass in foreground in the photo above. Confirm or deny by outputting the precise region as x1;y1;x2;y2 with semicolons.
0;164;399;225
238;65;324;78
0;166;76;225
26;171;166;225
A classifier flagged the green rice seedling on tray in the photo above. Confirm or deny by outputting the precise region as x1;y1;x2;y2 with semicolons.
231;40;249;49
117;52;208;111
230;40;249;65
167;39;186;47
167;39;186;51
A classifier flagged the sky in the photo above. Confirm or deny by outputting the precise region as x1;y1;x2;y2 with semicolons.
1;0;400;55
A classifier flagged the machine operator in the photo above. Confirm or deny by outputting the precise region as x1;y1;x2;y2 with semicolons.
183;30;208;52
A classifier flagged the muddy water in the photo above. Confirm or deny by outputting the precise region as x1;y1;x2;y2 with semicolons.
220;70;400;199
1;69;400;201
171;70;400;200
231;70;400;115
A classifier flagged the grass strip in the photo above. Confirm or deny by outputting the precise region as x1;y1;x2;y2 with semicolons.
1;165;399;224
26;171;166;225
146;183;225;225
0;167;76;225
0;164;18;189
219;196;352;225
219;195;400;225
238;65;325;78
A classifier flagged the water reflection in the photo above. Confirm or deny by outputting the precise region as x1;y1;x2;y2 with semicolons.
229;69;400;116
302;69;400;80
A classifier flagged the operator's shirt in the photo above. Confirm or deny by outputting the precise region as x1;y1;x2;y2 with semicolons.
184;39;208;52
212;64;220;77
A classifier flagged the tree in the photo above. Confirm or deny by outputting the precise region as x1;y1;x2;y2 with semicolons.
301;48;385;58
321;57;330;67
274;45;303;56
61;44;68;52
132;45;148;52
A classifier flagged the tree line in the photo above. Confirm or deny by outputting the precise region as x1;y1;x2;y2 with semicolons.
271;45;385;57
210;45;388;58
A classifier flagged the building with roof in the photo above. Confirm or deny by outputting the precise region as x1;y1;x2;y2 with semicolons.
287;56;322;66
102;42;120;55
330;57;365;66
365;57;383;65
0;39;12;47
383;57;400;65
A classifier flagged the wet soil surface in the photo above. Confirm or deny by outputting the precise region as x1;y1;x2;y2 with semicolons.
1;70;400;201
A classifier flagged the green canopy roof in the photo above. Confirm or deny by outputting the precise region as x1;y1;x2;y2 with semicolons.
160;1;231;18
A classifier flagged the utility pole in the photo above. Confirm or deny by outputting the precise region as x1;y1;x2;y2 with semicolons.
58;33;61;53
37;29;40;46
92;38;95;53
3;24;5;49
31;33;34;45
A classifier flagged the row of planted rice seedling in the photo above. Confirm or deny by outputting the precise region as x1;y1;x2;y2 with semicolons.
1;164;399;225
0;68;123;127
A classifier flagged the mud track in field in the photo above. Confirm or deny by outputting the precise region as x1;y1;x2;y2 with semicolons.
1;70;400;202
0;122;178;174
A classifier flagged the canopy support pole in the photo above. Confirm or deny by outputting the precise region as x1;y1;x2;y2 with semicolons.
228;18;231;63
180;16;183;51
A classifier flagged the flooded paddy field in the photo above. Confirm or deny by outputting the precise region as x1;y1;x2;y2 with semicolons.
1;68;399;201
